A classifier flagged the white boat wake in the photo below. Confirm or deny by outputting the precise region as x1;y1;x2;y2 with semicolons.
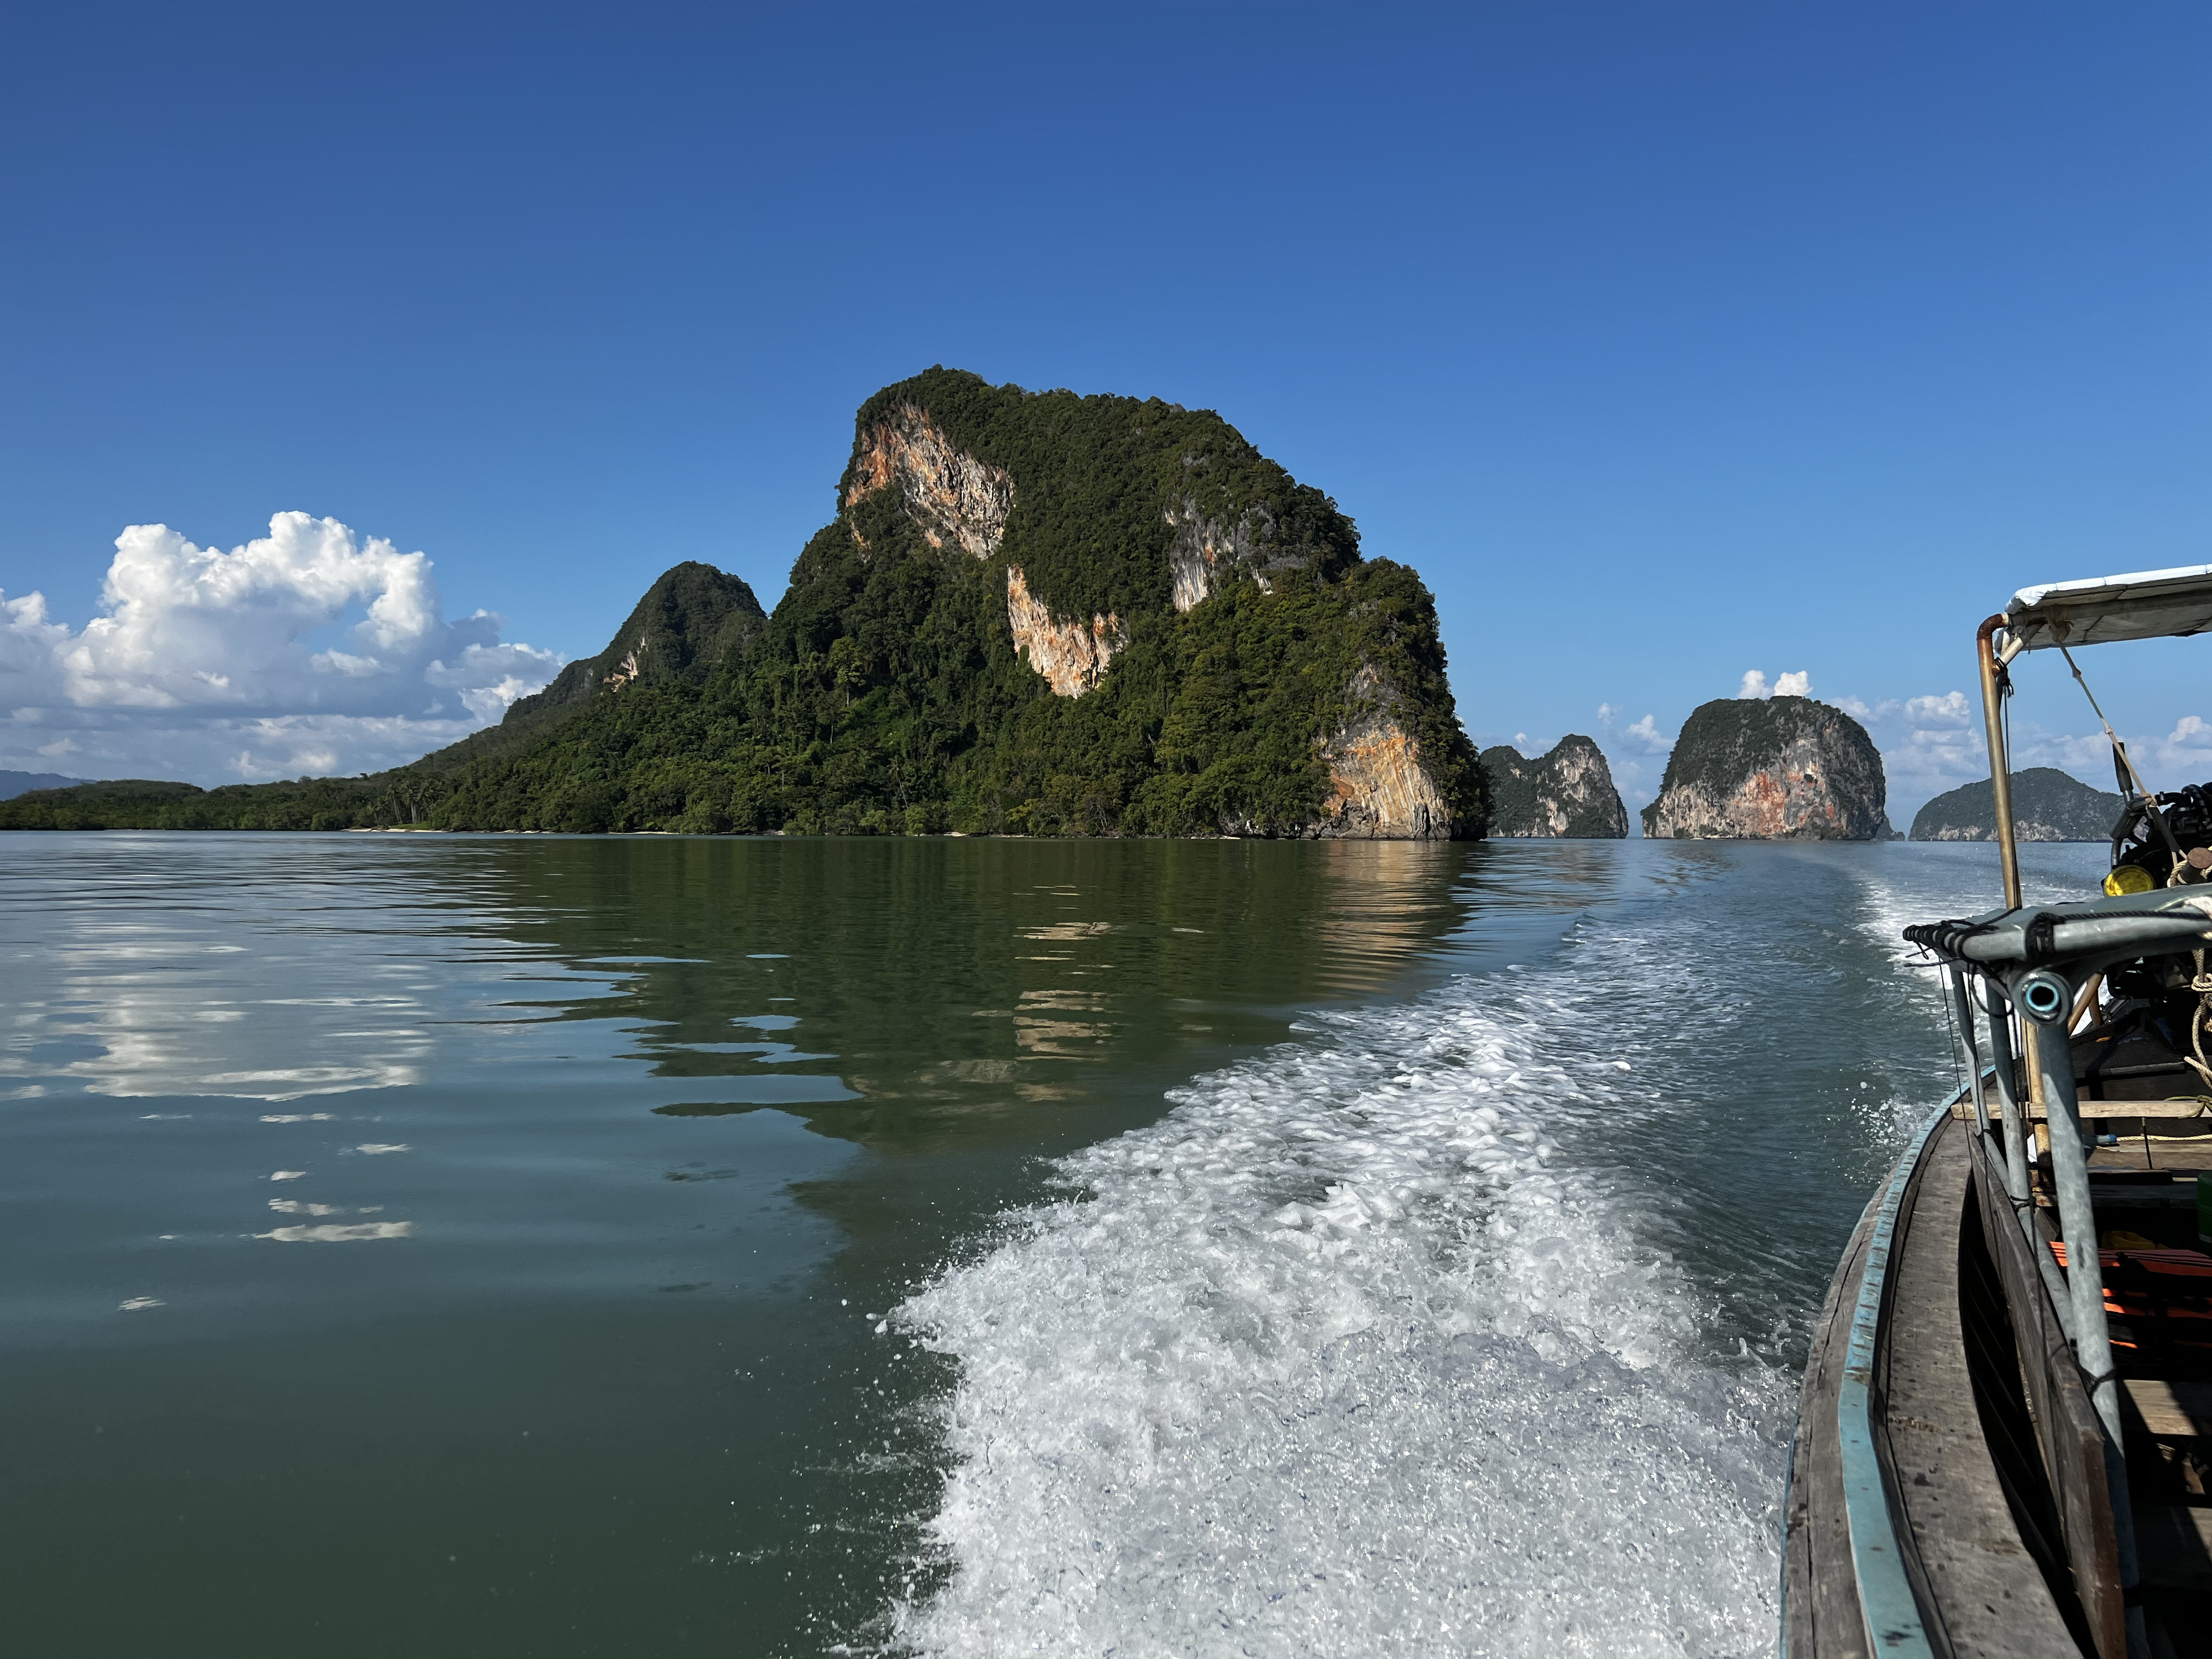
890;926;1791;1658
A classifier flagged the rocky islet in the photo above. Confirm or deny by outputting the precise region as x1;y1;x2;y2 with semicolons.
1478;736;1629;838
1642;696;1891;841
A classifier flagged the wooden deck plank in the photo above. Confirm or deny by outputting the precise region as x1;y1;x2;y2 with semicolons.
2088;1142;2212;1175
1883;1118;2081;1658
1970;1130;2127;1657
2124;1380;2212;1440
1954;1100;2212;1120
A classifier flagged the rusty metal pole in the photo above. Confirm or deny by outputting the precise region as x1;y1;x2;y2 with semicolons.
1978;614;2023;909
1978;614;2048;1152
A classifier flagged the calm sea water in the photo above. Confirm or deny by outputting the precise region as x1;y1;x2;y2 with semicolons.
0;832;2111;1656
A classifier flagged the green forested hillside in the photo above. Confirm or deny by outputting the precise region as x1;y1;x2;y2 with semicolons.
3;369;1483;838
401;561;766;779
1909;766;2122;842
423;557;1463;836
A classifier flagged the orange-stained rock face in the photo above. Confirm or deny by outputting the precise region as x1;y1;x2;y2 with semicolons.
1643;723;1884;839
1005;566;1124;698
1314;668;1453;839
845;405;1012;560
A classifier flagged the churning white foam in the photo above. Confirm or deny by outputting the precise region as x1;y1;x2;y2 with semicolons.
890;950;1787;1657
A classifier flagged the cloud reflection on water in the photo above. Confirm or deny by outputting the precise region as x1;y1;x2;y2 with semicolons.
255;1221;415;1243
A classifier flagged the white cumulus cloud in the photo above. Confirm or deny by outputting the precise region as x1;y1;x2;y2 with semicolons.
0;513;562;782
1831;686;2212;827
1595;703;1671;751
1738;669;1812;700
1585;705;1678;816
1904;691;1971;726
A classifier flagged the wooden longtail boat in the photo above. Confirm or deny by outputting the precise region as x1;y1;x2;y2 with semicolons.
1786;568;2212;1658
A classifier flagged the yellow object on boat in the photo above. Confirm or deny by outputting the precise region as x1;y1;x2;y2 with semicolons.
2105;864;2157;897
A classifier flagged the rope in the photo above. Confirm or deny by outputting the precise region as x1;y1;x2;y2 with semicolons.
1936;964;1968;1104
2060;643;2190;885
2059;643;2157;800
2188;947;2212;1095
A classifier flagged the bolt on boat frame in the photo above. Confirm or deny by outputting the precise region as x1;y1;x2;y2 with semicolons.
1786;565;2212;1659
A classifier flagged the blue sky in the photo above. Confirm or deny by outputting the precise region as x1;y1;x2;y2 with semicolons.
2;2;2205;821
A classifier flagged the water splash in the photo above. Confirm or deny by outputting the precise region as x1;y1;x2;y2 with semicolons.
890;950;1787;1657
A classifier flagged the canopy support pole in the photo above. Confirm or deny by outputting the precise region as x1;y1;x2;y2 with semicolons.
1979;613;2049;1155
2032;1016;2149;1658
1978;614;2023;909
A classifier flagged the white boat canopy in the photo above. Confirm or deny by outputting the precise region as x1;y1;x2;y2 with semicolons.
2005;563;2212;653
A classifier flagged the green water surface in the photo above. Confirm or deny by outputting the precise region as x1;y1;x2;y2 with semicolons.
1;833;1574;1656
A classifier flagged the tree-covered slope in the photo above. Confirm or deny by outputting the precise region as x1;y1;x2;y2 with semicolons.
0;776;385;832
0;564;765;831
0;771;85;799
1909;766;2122;842
3;369;1484;838
401;561;766;779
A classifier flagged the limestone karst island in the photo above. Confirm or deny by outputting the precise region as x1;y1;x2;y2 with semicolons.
7;370;1943;848
1642;695;1894;841
3;370;1488;839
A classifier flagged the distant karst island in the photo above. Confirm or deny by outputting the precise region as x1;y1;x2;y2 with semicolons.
1479;737;1629;837
1643;696;1893;841
1908;766;2121;843
3;369;1490;839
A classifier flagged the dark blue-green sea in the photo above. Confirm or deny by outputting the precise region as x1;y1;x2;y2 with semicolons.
0;832;2112;1656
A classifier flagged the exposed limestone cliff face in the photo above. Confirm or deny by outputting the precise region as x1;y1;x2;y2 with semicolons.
847;405;1129;702
1480;736;1629;837
1642;696;1887;840
1311;667;1454;839
1004;566;1125;698
1164;496;1344;612
846;404;1012;558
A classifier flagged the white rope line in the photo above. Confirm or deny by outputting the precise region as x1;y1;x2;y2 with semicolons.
2058;641;2156;801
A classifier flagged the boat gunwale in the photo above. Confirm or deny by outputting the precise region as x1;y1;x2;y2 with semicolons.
1833;1099;1952;1658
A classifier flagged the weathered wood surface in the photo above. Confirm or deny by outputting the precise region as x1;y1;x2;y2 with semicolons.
1786;1188;1880;1659
1953;1099;2212;1120
2124;1379;2212;1439
2088;1142;2212;1176
1970;1130;2127;1658
1885;1118;2079;1657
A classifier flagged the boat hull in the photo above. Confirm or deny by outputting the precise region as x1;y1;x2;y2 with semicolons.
1784;1112;2111;1657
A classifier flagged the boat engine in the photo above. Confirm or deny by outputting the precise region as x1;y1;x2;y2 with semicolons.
2100;786;2212;1071
2108;782;2212;896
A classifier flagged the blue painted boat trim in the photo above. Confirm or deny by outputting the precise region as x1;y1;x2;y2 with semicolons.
1835;1101;1950;1659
